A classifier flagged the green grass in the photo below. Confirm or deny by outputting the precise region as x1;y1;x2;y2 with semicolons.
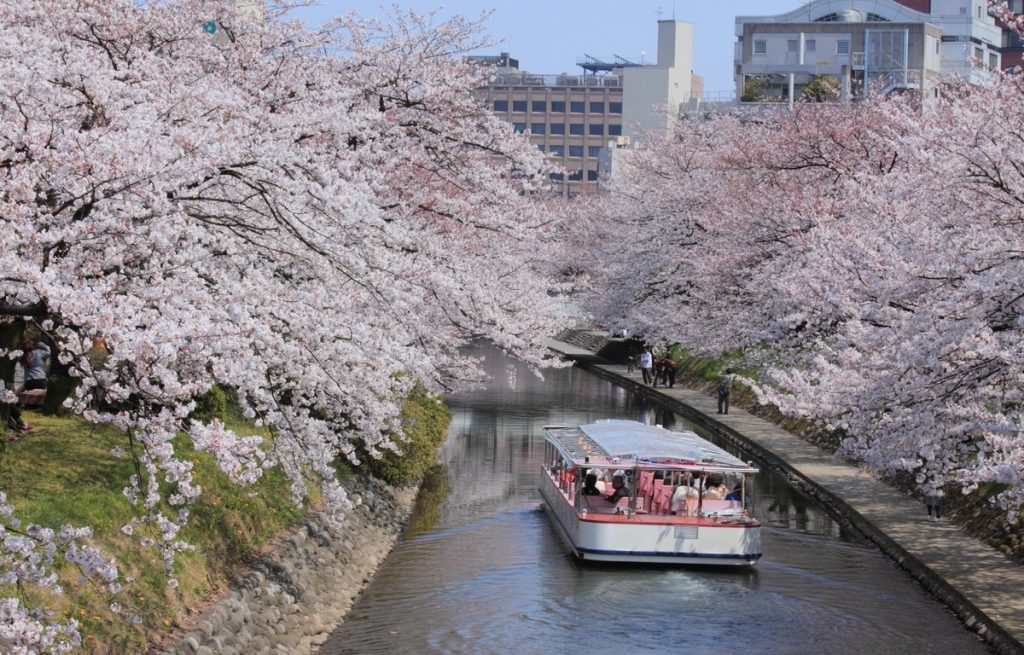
0;385;449;653
0;409;314;653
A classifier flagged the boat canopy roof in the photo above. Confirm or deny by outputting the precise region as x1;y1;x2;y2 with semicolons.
544;419;758;474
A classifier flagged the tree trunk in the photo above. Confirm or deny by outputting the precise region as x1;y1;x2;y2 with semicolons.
0;321;26;456
41;341;76;416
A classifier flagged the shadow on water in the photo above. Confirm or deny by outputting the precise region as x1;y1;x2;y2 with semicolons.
318;344;992;655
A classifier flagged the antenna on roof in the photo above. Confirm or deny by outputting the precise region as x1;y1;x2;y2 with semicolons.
655;6;664;20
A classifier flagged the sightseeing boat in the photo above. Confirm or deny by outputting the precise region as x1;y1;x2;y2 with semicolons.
539;419;762;565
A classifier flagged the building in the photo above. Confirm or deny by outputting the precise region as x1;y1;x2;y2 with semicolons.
733;0;1002;104
471;21;702;197
996;0;1024;70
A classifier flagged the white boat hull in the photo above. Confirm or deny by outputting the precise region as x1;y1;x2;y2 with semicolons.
539;474;762;566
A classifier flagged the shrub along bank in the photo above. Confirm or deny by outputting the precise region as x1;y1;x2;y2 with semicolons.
0;385;450;654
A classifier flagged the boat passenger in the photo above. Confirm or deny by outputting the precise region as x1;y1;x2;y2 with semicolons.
705;475;729;500
581;473;601;496
725;484;743;502
606;474;630;504
671;478;700;514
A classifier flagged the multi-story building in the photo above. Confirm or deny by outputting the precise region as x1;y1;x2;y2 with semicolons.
472;21;701;196
734;0;1001;103
996;0;1024;70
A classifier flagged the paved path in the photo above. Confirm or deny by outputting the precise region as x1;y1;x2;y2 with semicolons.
545;337;1024;654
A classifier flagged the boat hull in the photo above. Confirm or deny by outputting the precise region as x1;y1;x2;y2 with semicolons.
539;474;762;566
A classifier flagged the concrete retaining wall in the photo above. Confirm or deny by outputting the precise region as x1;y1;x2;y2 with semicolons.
160;475;417;655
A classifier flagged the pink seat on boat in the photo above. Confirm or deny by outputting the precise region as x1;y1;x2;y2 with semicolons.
639;471;654;495
649;479;665;512
652;485;672;514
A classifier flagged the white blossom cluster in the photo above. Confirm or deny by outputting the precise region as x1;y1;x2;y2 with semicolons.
0;0;570;649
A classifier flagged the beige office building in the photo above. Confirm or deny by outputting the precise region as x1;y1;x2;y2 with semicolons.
473;21;701;196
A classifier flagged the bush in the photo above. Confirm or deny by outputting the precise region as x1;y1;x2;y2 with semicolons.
191;384;230;423
358;385;451;486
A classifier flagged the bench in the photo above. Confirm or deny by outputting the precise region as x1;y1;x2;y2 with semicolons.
17;389;46;407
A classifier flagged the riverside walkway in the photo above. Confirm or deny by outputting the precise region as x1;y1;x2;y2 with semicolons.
546;337;1024;655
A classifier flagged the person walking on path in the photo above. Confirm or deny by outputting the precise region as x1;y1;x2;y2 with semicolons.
925;489;943;521
626;349;637;375
716;368;734;414
640;349;654;386
664;358;678;388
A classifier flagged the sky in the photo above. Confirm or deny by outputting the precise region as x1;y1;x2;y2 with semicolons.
292;1;806;95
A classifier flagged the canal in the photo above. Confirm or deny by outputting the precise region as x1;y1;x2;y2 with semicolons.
319;345;990;654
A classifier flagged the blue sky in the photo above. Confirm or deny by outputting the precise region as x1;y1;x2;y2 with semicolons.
292;1;805;95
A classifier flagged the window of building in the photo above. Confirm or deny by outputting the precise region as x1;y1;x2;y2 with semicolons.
531;123;545;135
549;144;565;156
590;102;605;113
589;124;604;136
569;145;584;157
960;6;968;15
570;123;584;135
513;122;526;133
788;39;798;53
978;5;983;17
837;39;850;55
608;124;622;136
754;39;767;55
531;100;545;112
570;101;585;112
549;123;565;135
512;100;527;112
587;170;598;181
493;100;508;111
609;102;622;113
936;39;940;54
975;47;984;60
537;144;545;153
551;101;566;112
990;52;999;69
568;170;583;181
550;172;564;182
805;39;816;52
588;146;602;157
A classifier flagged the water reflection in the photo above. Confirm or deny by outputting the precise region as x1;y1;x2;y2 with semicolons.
319;345;989;655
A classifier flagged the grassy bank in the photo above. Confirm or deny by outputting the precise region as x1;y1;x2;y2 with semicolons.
0;386;450;653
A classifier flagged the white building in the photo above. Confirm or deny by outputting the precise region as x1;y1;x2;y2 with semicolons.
621;20;702;140
734;0;1001;103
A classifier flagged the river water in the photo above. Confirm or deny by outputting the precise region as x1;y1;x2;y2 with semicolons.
319;346;990;655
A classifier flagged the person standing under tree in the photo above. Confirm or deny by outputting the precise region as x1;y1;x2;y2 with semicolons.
716;368;734;415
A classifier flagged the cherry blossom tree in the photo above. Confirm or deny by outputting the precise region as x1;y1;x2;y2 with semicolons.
575;74;1024;521
0;0;566;648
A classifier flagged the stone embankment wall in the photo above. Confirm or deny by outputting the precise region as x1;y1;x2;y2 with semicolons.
160;475;417;655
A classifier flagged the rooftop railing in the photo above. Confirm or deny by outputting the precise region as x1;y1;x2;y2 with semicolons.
488;72;624;88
